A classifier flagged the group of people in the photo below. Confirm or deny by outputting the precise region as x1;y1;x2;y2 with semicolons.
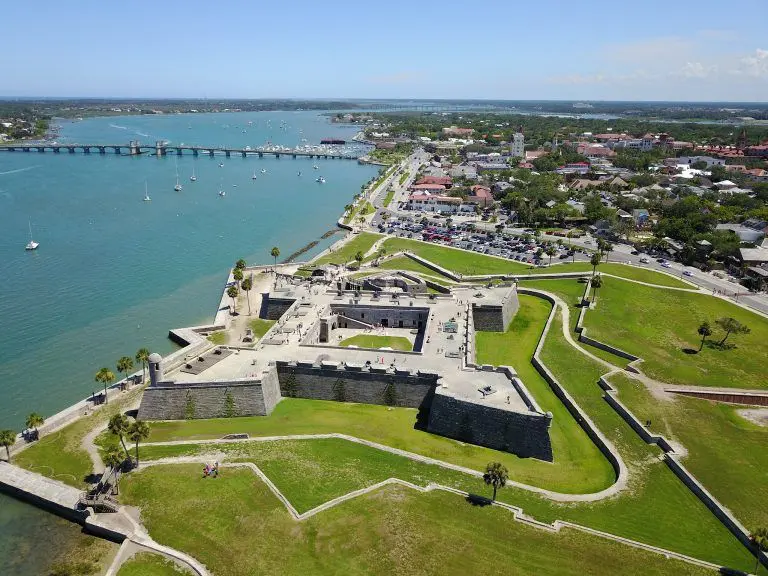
202;462;220;478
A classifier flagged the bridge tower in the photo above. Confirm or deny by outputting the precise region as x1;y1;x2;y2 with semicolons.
155;141;166;157
129;140;140;155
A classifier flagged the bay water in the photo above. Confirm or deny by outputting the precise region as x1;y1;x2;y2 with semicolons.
0;111;378;573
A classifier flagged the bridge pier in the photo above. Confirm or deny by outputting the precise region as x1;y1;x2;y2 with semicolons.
241;151;246;158
155;141;165;157
292;154;296;159
129;140;140;155
83;147;90;154
275;153;280;158
258;152;263;158
22;147;30;152
36;147;45;153
208;150;214;157
68;147;75;154
192;149;198;156
225;150;230;158
176;148;182;156
53;147;60;153
98;146;106;154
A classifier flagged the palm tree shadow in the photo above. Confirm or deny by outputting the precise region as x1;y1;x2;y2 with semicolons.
466;494;493;507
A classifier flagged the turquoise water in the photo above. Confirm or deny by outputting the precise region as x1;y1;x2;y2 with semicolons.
0;111;377;575
0;111;377;429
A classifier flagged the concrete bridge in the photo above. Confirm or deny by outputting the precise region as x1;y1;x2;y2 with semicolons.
0;140;361;160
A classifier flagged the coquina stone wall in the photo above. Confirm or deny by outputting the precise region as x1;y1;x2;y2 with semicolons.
138;367;280;420
426;393;553;461
260;294;297;320
276;361;438;409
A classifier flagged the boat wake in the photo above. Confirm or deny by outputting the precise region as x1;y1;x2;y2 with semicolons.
109;124;128;130
0;165;40;176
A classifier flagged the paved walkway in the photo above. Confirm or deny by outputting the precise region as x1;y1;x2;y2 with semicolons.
0;461;83;515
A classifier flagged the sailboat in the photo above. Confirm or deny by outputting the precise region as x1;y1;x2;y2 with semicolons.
313;164;319;170
143;181;151;202
190;166;197;182
252;170;257;180
174;158;183;191
25;220;39;250
316;176;326;184
218;179;226;197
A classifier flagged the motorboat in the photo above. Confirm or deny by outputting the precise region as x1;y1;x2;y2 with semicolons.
252;171;257;180
143;181;151;202
190;166;197;182
316;176;326;183
261;168;267;174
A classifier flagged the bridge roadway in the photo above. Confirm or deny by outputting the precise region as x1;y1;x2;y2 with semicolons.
0;141;361;160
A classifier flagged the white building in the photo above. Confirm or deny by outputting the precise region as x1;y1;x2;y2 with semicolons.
407;192;474;214
510;132;524;159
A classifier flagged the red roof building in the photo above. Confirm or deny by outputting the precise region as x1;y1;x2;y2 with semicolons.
415;176;452;187
409;183;447;192
467;185;493;207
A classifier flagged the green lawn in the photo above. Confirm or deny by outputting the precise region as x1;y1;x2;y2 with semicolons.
120;464;714;576
474;295;616;493
585;280;768;389
528;262;693;288
377;255;454;280
249;319;275;340
339;334;412;351
608;372;768;529
375;238;530;275
206;331;227;345
311;232;382;267
382;188;395;207
117;553;190;575
14;388;145;488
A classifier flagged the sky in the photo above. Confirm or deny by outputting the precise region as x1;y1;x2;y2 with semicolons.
1;0;767;102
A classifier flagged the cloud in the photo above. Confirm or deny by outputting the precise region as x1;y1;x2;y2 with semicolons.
603;36;697;66
679;62;718;79
736;48;768;77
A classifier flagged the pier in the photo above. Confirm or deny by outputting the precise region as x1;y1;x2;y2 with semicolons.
0;140;362;160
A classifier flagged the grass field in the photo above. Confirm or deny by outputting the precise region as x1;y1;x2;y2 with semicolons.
311;232;382;267
474;296;616;492
382;188;395;207
528;262;694;288
120;464;714;576
14;388;144;488
339;334;412;351
608;372;768;528
249;319;275;340
206;331;227;345
117;553;189;575
376;255;455;280
585;280;768;389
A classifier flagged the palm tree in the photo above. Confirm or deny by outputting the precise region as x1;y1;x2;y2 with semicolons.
750;527;768;575
270;246;280;268
241;277;253;315
590;274;603;302
603;241;614;262
108;413;132;460
227;285;239;315
95;368;115;404
0;429;16;462
344;204;354;215
127;421;150;468
697;321;712;352
232;267;244;283
135;348;150;383
25;413;44;439
483;462;509;501
117;356;134;386
103;446;124;494
354;251;364;268
235;258;246;270
545;246;556;266
590;252;601;278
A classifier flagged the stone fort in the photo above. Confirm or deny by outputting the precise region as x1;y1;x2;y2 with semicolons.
138;281;553;461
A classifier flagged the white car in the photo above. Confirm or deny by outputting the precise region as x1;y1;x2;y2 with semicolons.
661;262;671;268
639;257;649;264
682;270;693;277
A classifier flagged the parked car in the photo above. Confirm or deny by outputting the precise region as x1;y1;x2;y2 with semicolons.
661;262;671;268
639;257;649;264
682;270;693;277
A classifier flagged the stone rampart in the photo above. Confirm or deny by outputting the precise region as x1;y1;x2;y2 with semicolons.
260;294;297;320
276;361;437;409
426;392;553;461
138;367;280;420
471;286;519;332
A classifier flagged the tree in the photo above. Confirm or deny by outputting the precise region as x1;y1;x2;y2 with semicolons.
108;413;132;459
0;429;16;462
117;356;134;386
354;251;364;268
590;274;603;302
235;259;246;270
127;421;150;467
697;321;712;352
545;246;556;266
270;246;280;267
232;267;244;283
135;348;150;383
227;285;239;315
483;462;509;501
590;252;601;278
602;241;614;263
95;368;115;404
103;446;124;495
25;413;44;439
750;527;768;576
241;277;253;315
714;317;751;346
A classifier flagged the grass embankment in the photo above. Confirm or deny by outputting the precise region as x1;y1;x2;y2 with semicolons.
344;200;375;225
376;256;455;281
121;464;713;576
117;553;191;575
585;280;768;389
339;335;413;351
532;262;693;288
249;319;275;340
382;189;395;207
474;296;615;492
398;171;409;185
309;232;381;268
14;388;144;488
608;372;768;528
